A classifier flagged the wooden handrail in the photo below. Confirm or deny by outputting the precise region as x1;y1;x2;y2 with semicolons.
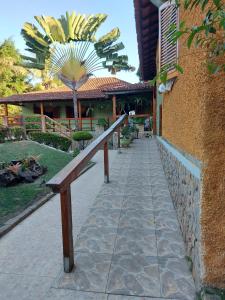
46;114;127;273
47;114;127;193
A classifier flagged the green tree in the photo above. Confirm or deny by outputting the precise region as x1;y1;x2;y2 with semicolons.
0;39;33;118
0;39;31;97
21;12;135;128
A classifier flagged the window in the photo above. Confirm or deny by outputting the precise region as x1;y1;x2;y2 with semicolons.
159;1;178;72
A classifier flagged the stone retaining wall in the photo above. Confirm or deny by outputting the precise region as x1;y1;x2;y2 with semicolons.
157;137;202;289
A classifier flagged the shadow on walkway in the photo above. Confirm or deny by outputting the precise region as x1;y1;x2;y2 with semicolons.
52;139;196;300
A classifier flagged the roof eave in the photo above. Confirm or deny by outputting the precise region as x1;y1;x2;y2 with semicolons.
134;0;159;81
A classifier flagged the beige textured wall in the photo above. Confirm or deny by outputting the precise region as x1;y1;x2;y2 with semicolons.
201;68;225;288
160;6;225;288
162;7;207;161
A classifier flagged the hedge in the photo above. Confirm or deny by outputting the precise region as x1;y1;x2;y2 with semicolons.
72;131;93;141
24;116;41;131
72;131;93;150
0;126;26;143
29;132;72;152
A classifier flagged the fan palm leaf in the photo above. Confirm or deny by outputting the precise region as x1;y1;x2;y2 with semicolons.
21;11;135;129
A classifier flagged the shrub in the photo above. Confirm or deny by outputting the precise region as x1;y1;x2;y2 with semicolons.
0;126;9;143
24;116;41;131
97;118;108;129
29;132;72;152
122;125;139;140
133;117;145;125
121;137;131;148
73;148;80;157
121;126;131;139
72;131;93;150
10;127;26;140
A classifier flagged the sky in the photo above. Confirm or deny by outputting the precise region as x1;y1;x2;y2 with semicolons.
0;0;139;83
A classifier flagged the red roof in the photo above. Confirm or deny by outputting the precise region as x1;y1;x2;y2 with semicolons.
104;82;151;93
0;77;151;104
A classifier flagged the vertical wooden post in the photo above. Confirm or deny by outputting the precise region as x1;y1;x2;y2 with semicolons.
3;104;8;127
104;141;109;183
40;103;46;132
112;95;117;122
60;186;74;273
78;100;82;130
159;104;162;136
117;127;121;153
152;96;157;135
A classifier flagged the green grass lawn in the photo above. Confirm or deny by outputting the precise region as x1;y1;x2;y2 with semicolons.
0;140;73;226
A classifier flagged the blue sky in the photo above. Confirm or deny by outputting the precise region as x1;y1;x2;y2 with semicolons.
0;0;139;83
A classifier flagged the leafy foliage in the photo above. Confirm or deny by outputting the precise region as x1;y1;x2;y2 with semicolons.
0;39;32;97
72;131;93;141
72;148;80;157
97;118;108;128
0;126;26;143
21;11;134;74
29;132;72;151
24;116;42;131
72;131;93;150
121;137;132;148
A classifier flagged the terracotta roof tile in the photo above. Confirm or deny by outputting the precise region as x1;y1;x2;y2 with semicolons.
0;77;151;104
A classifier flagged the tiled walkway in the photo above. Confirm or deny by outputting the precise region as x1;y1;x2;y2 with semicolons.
52;139;196;300
0;139;196;299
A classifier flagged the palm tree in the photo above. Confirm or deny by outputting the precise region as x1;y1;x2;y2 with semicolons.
21;12;134;128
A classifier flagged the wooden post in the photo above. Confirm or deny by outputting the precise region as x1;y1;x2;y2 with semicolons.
104;141;109;183
117;127;121;153
3;104;8;127
60;186;74;273
159;104;162;136
40;103;46;132
112;95;116;122
78;100;82;130
152;96;157;135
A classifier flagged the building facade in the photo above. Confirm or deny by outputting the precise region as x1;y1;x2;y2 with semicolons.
134;0;225;291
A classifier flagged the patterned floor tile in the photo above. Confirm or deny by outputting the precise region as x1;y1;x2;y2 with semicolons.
123;196;153;210
155;216;181;232
108;295;177;300
159;257;196;300
56;253;112;293
119;209;155;230
154;209;177;220
126;177;151;186
114;227;157;256
99;182;126;195
93;195;124;209
156;229;186;258
151;187;171;198
152;197;175;211
83;208;121;227
107;255;161;297
124;186;152;197
46;288;107;300
75;225;117;254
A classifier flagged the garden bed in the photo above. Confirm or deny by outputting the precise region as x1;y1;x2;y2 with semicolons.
0;140;73;226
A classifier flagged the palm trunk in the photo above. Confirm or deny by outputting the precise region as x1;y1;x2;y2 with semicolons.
72;89;78;130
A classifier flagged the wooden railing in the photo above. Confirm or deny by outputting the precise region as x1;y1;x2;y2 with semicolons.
46;114;127;272
53;117;105;131
44;115;72;139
